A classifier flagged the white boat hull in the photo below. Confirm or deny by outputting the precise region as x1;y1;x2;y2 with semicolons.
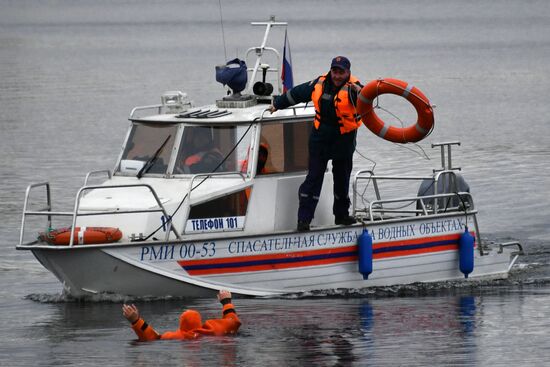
28;213;519;298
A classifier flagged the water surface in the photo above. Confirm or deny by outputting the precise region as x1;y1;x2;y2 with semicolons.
1;0;549;365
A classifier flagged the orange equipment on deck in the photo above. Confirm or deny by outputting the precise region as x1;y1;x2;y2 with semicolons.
39;227;122;245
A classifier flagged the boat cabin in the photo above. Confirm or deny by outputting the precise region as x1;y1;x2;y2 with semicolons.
101;98;334;240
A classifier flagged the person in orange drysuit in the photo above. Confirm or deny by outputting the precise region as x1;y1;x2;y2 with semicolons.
122;290;241;341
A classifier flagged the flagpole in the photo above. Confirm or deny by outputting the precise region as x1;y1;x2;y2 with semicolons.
282;28;294;94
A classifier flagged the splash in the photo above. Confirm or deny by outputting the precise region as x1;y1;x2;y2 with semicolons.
275;267;550;299
24;290;184;304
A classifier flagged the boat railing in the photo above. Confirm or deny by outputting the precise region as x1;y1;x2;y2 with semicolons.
19;182;181;247
258;104;315;121
20;182;53;246
84;170;112;186
360;190;484;255
129;104;163;119
498;241;524;256
187;171;247;203
129;91;193;119
353;169;473;219
364;192;475;220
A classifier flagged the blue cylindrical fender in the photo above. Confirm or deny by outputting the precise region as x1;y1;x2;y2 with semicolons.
459;226;475;278
358;229;373;280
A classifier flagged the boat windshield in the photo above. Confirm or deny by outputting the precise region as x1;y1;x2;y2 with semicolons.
174;125;247;174
116;123;253;176
117;123;177;175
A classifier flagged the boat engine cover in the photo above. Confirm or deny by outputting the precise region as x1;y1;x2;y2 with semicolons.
417;172;471;211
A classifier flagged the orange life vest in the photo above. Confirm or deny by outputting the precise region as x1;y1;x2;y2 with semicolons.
311;74;363;134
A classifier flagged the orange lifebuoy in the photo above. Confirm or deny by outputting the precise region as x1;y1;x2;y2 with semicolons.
356;78;434;143
39;227;123;245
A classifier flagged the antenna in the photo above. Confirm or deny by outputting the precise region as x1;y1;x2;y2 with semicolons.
218;0;228;61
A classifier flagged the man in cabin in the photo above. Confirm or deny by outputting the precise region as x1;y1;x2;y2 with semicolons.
269;56;362;231
241;142;269;175
181;127;226;173
122;290;241;341
257;143;269;174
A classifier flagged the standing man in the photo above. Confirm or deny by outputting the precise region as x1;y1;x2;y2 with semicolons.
269;56;362;231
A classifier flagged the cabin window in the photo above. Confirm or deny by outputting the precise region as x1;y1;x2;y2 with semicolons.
258;120;310;174
188;190;248;218
174;125;252;175
117;123;177;175
185;189;249;233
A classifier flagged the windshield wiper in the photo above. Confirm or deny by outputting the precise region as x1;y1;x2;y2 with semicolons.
136;135;171;179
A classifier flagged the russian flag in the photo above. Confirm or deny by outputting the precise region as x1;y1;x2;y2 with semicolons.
281;29;294;93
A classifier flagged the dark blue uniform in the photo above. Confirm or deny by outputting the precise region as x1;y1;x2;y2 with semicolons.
273;75;361;225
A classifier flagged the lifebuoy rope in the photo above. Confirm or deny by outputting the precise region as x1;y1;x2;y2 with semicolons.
357;78;435;143
352;78;435;211
376;78;434;141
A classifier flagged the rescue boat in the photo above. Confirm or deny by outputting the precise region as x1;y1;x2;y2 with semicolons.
17;18;523;298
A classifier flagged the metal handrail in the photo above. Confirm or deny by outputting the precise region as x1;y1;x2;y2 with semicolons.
352;169;433;215
244;47;281;94
129;104;163;119
188;171;246;187
367;192;475;219
84;170;112;186
187;171;247;204
360;190;482;254
431;170;467;213
352;169;466;216
432;141;461;171
67;184;181;246
19;182;182;247
498;241;524;255
259;107;272;121
259;104;314;121
19;182;52;246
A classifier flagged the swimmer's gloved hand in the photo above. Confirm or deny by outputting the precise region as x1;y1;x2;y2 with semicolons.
122;304;140;324
217;289;232;305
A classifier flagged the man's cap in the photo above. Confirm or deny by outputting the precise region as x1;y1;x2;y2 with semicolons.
331;56;351;71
